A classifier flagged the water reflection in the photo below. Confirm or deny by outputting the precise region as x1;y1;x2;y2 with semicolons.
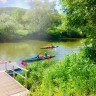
0;39;83;65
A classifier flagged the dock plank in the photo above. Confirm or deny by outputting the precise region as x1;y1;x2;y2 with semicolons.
0;62;19;71
0;72;28;96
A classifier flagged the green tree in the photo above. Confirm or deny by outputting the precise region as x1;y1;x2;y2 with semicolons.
60;0;96;46
12;8;26;26
0;14;19;41
22;0;59;38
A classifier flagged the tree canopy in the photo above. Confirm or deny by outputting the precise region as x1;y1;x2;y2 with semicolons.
0;14;19;41
60;0;96;46
0;0;96;42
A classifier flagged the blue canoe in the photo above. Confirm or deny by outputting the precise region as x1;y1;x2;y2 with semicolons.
8;70;22;75
22;55;55;62
40;46;58;49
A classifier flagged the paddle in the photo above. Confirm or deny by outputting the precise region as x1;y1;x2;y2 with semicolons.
42;57;45;61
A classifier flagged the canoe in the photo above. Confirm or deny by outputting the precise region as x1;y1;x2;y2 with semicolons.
22;55;55;62
8;70;22;75
40;46;58;49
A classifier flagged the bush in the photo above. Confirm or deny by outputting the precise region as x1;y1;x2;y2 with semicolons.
16;60;56;89
38;51;96;96
16;47;96;96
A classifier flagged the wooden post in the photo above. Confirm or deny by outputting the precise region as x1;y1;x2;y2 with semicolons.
25;71;28;88
5;62;7;73
11;62;28;88
13;64;15;79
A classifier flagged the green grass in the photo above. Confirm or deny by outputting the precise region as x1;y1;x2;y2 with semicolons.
16;47;96;96
16;60;57;89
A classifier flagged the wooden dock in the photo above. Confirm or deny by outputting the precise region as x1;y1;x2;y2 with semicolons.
0;61;19;72
0;61;29;96
0;71;29;96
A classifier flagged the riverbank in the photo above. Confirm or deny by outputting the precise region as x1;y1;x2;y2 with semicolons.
16;46;96;96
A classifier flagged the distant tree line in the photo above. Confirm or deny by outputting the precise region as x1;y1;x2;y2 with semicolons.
0;0;88;42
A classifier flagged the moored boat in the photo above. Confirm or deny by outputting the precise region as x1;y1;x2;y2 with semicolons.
8;70;22;75
8;68;22;75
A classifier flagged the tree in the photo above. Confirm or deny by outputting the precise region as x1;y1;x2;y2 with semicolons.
0;14;19;41
22;0;59;38
12;8;26;26
60;0;96;47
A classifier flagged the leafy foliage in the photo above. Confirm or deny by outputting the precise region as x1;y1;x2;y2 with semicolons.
12;8;26;25
60;0;96;46
16;60;56;89
21;0;60;39
16;47;96;96
0;14;20;41
0;0;86;42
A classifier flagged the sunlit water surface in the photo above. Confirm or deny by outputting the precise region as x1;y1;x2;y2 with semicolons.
0;39;84;65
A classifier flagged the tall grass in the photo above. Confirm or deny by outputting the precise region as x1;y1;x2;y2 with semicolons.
16;47;96;96
16;60;57;89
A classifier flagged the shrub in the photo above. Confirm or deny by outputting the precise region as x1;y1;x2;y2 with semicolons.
16;47;96;96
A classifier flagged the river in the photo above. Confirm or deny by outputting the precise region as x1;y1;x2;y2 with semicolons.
0;38;84;65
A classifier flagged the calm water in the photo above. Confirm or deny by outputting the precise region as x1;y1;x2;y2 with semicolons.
0;39;84;65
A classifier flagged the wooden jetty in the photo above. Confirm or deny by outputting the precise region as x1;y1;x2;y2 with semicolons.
0;61;19;72
0;61;29;96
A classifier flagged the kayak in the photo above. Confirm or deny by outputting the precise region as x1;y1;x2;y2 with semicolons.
22;55;55;62
40;46;58;49
8;70;22;75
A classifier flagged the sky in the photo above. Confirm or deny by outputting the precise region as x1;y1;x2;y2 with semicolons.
0;0;56;9
0;0;31;9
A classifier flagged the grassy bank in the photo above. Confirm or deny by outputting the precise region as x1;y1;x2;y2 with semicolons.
16;47;96;96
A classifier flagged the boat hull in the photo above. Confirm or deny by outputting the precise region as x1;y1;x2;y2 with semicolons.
40;46;58;49
8;70;22;75
22;55;55;62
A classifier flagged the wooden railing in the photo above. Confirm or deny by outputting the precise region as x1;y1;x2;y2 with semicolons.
5;61;28;88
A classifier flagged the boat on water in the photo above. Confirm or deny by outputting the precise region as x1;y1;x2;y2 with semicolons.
8;68;22;75
40;46;58;49
8;70;22;75
22;55;55;62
